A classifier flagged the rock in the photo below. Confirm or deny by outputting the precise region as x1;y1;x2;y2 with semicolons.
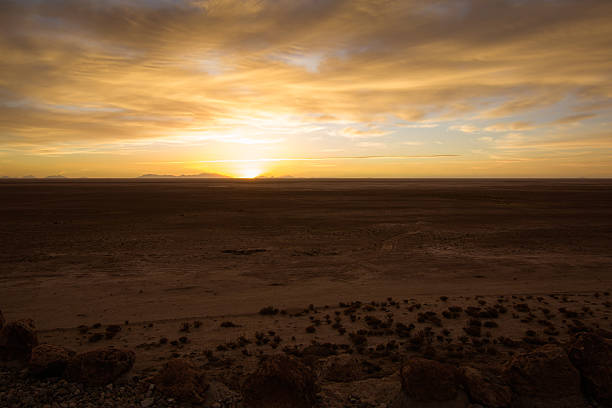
204;381;241;407
594;328;612;339
242;354;319;408
152;359;209;403
66;348;135;386
460;366;512;408
29;344;76;377
0;319;39;361
503;344;586;407
399;357;460;402
320;354;364;382
568;332;612;405
140;397;154;407
302;342;337;360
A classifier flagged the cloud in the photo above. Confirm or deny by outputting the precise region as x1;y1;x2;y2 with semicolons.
450;124;479;133
494;131;612;150
339;127;391;139
184;154;461;163
2;1;610;141
395;111;427;122
484;122;534;132
399;123;439;128
480;95;563;118
553;113;597;125
357;141;385;148
0;0;611;175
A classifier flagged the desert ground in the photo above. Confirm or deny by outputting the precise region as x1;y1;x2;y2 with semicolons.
1;179;611;407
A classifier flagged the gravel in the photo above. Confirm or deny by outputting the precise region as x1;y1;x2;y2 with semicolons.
0;367;239;408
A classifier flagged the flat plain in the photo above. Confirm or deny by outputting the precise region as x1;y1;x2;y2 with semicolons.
2;179;610;328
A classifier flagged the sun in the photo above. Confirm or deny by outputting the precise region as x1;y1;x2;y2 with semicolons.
237;168;262;179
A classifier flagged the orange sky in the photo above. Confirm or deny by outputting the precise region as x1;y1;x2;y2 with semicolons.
1;0;611;178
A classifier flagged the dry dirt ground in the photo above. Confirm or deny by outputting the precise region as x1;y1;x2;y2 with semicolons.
1;179;611;406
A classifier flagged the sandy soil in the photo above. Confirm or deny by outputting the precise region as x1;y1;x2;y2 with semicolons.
1;179;611;406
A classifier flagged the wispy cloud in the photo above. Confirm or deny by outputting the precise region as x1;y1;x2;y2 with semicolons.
399;123;439;129
553;113;597;125
450;125;479;133
185;154;461;163
339;127;392;139
494;131;612;150
484;122;534;132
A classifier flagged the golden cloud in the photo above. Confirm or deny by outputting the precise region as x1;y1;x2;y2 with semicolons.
0;0;611;176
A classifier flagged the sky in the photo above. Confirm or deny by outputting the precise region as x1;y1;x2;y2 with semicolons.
0;0;611;178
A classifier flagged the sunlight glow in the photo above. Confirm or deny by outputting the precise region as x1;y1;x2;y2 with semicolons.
237;168;262;179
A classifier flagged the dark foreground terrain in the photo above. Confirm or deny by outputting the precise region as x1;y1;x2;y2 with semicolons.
1;179;611;407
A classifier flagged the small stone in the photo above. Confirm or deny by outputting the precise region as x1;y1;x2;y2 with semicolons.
460;366;511;408
141;397;155;407
568;332;612;405
321;354;364;382
0;319;39;361
153;359;208;403
400;357;460;402
242;354;319;408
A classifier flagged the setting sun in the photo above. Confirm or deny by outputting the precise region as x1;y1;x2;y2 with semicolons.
237;168;262;179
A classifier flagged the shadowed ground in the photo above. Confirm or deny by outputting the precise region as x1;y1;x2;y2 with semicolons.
0;179;611;329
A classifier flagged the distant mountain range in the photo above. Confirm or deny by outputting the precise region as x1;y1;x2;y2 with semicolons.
138;173;229;178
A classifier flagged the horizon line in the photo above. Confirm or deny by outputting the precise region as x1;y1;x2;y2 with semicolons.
2;176;610;180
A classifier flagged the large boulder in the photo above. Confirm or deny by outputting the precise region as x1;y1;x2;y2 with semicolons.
66;347;135;386
242;354;319;408
399;357;460;402
152;359;209;403
568;332;612;405
503;344;586;407
29;344;76;377
460;366;512;408
0;319;38;361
